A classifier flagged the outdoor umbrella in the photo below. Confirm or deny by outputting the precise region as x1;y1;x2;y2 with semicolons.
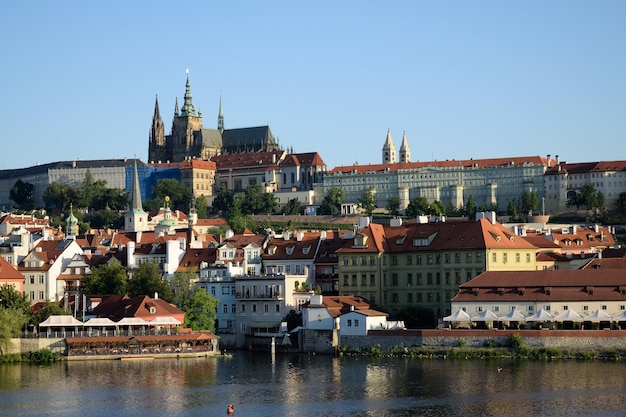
443;309;472;323
471;309;500;322
525;308;554;322
554;309;583;322
584;309;613;322
500;309;526;322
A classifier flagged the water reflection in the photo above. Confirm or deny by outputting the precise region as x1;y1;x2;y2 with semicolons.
1;354;626;417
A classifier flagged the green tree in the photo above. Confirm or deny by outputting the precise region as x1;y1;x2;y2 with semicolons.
85;209;124;230
240;184;277;215
10;179;34;210
282;309;302;332
429;200;445;216
128;261;173;302
43;182;78;212
319;187;344;215
386;196;401;216
465;195;477;217
617;192;626;215
568;183;604;211
356;190;376;216
281;198;303;215
0;284;31;312
170;270;197;307
155;178;193;212
82;263;128;295
182;287;218;331
405;197;429;217
0;308;28;354
507;199;519;219
521;190;539;215
212;184;234;215
195;195;209;219
78;169;109;210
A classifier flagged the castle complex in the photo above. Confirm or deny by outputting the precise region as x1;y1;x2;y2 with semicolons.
148;74;281;163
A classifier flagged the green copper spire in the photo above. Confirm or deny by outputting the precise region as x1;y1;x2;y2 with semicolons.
131;158;145;213
180;70;196;117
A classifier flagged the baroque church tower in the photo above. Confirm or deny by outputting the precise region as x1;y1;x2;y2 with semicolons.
399;131;410;163
382;129;396;164
124;159;148;233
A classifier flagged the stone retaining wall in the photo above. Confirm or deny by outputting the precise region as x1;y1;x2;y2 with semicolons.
340;330;626;352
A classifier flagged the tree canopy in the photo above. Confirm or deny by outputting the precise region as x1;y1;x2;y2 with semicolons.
127;261;173;302
567;183;605;211
10;179;34;210
319;187;344;215
386;196;401;216
82;263;128;295
356;190;376;216
181;287;218;331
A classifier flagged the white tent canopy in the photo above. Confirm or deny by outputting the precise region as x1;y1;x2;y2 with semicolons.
554;309;583;322
149;317;181;325
39;315;84;327
83;317;117;327
443;309;472;322
116;317;150;325
613;311;626;322
471;309;500;322
525;308;554;322
500;309;526;322
584;309;613;322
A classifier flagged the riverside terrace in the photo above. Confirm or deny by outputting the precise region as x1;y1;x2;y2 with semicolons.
65;333;219;359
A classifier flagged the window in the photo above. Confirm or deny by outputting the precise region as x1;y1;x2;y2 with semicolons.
223;304;228;314
492;253;497;262
264;304;269;313
545;306;550;311
466;253;473;263
477;306;483;312
38;275;44;284
563;305;569;311
454;253;461;263
407;293;413;302
503;253;508;263
369;256;376;265
427;273;433;285
391;256;398;265
417;273;423;285
241;304;246;312
494;306;499;312
361;256;367;265
343;275;349;285
528;306;534;311
38;291;44;300
361;274;367;286
427;255;433;265
231;304;236;313
275;304;280;312
369;274;375;286
392;273;398;285
406;255;412;265
526;253;531;263
352;275;357;286
621;305;625;311
516;253;520;263
355;319;359;327
347;319;352;327
416;255;422;265
407;273;413;286
392;293;398;302
583;305;589;311
445;253;451;264
29;275;35;284
601;305;607;310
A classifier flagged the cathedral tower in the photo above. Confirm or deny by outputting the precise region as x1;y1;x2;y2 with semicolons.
148;95;167;163
382;129;396;164
171;71;203;162
399;131;410;163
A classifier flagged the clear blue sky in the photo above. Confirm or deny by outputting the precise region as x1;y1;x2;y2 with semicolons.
2;1;625;170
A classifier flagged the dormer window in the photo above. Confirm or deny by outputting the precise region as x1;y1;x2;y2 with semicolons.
302;245;311;255
286;245;295;255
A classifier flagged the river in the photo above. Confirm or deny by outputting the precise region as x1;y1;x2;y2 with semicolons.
1;353;625;417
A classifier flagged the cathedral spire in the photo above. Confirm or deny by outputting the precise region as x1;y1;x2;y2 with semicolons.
180;70;196;117
218;94;224;133
153;94;161;120
131;158;144;212
399;131;410;163
382;129;396;164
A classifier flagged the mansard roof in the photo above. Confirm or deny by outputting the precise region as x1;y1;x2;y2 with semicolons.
263;232;321;261
177;247;218;271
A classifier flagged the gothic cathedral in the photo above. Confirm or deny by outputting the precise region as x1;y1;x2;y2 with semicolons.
149;74;281;163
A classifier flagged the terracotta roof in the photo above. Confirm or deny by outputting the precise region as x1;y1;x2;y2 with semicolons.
177;247;218;271
0;256;24;281
151;159;216;170
263;233;320;260
328;156;548;174
212;150;285;171
453;269;626;303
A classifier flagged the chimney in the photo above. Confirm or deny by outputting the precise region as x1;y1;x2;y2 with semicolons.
154;292;159;299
